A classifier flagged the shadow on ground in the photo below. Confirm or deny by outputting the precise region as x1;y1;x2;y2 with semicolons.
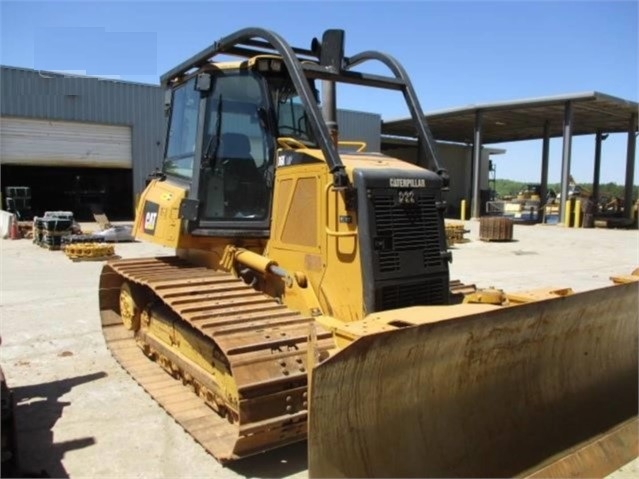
7;372;106;478
227;441;308;478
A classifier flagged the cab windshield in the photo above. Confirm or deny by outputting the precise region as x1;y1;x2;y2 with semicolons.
199;71;273;222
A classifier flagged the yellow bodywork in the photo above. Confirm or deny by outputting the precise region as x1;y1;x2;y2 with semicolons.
126;137;638;476
141;149;425;324
134;179;186;248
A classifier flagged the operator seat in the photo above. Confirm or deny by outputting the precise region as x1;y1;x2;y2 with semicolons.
219;132;265;218
220;132;253;160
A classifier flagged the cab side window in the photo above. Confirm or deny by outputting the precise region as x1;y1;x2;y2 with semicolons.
163;78;200;179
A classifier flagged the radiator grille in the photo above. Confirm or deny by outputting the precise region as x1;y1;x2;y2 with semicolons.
378;278;447;310
372;194;443;272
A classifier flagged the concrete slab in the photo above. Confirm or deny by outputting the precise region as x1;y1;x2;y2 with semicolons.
449;221;639;293
0;221;637;478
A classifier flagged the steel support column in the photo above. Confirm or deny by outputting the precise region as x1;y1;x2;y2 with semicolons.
623;113;637;219
540;120;550;212
559;101;573;225
471;110;482;219
592;131;603;204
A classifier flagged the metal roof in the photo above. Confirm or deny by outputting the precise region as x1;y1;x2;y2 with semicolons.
0;64;160;88
382;92;639;144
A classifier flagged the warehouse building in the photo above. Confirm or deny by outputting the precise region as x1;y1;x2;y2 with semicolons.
0;66;165;220
0;66;384;220
1;65;499;223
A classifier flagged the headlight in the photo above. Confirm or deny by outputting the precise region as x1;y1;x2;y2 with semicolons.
257;59;270;72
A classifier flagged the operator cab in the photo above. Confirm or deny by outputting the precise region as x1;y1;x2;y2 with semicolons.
162;57;318;236
158;28;448;239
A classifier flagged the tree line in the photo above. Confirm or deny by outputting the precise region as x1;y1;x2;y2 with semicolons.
494;180;638;201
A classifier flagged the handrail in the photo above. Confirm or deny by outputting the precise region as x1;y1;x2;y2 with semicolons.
338;141;367;152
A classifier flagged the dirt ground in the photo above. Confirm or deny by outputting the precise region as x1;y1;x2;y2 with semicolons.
1;220;637;478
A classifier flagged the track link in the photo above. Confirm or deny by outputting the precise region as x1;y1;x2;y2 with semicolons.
99;256;334;462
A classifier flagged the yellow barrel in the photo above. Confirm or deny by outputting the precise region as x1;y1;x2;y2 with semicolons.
575;199;582;228
564;199;573;227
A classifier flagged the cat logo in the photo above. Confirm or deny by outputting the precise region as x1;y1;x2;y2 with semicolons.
144;212;158;230
142;201;160;234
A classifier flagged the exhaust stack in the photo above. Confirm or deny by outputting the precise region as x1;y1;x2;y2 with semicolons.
322;80;338;147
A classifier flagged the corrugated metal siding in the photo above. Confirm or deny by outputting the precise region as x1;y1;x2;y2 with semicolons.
0;66;164;194
1;117;132;168
337;109;381;152
1;66;382;192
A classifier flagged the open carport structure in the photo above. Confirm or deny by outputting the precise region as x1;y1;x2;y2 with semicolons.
383;91;638;222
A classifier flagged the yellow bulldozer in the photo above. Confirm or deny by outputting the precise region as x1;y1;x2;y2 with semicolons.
98;28;638;477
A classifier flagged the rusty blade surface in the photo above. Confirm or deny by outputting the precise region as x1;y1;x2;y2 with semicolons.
99;257;334;462
308;281;639;478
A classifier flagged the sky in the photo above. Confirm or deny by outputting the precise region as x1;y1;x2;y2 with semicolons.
0;0;637;184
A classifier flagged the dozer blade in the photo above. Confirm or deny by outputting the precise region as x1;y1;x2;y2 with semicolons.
308;282;638;478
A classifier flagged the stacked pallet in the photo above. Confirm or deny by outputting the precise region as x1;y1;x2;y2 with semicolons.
4;186;31;219
33;212;74;250
479;216;514;242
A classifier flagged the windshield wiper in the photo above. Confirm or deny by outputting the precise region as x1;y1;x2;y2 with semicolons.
203;94;223;169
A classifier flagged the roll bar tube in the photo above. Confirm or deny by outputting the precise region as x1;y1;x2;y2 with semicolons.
161;27;348;188
160;27;449;188
346;51;449;186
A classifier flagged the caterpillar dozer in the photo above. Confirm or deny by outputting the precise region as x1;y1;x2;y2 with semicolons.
98;28;638;477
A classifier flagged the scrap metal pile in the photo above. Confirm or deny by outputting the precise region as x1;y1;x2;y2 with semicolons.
29;208;134;260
